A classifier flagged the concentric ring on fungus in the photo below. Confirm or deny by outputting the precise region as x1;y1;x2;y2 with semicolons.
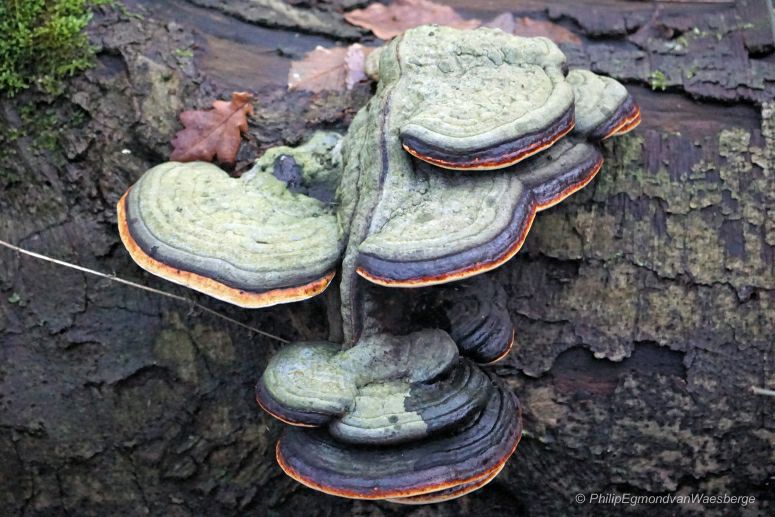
254;379;330;428
401;107;575;171
598;97;641;140
608;104;641;138
386;463;506;505
482;329;516;365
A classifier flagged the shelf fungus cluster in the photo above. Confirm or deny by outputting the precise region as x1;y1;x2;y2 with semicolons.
256;330;522;502
117;26;639;503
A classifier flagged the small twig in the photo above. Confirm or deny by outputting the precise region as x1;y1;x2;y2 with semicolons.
751;386;775;397
0;237;288;344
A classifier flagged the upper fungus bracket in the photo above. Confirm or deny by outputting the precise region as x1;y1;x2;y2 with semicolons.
345;27;639;291
396;27;575;170
354;138;606;288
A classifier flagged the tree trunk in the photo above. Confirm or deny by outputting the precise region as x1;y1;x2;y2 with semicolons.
1;1;773;516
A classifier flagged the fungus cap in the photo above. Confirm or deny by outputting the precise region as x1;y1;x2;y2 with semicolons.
275;374;522;500
256;330;459;428
328;359;491;445
257;332;504;445
568;69;641;140
395;27;575;170
117;161;341;308
438;276;517;364
355;140;604;287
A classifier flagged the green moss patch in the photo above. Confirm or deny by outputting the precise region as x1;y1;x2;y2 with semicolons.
0;0;111;96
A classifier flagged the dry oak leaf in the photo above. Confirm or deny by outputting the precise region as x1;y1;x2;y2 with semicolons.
289;44;372;93
485;13;582;46
344;0;480;40
170;92;255;166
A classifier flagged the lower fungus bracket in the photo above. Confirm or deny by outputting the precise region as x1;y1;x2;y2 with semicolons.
273;369;522;501
257;331;522;502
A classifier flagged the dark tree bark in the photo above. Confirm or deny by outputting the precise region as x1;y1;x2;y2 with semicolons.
1;1;773;516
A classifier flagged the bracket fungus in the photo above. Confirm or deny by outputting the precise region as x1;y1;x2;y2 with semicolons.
118;148;342;308
117;25;639;503
429;275;517;364
256;330;520;501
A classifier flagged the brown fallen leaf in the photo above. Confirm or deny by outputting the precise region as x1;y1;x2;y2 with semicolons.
486;13;582;46
344;0;480;40
170;92;254;166
289;44;372;93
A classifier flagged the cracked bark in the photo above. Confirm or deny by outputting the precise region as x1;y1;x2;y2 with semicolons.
0;1;773;516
